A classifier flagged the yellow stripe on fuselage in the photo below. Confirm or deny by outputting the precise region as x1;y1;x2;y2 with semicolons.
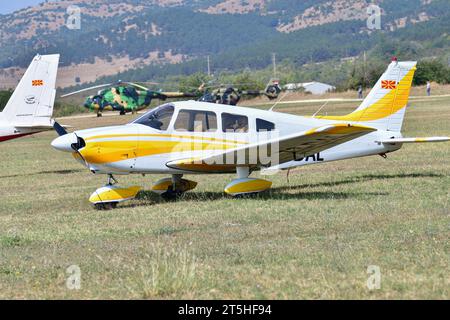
84;133;248;145
79;140;242;164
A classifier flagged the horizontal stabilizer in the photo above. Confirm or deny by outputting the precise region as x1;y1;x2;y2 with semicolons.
378;137;450;144
15;125;53;130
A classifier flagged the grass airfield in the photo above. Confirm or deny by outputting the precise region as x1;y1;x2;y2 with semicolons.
0;96;449;299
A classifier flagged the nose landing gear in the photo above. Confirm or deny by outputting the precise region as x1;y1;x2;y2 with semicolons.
89;174;142;210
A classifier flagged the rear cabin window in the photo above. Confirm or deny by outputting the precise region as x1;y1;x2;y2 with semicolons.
256;119;275;132
222;113;249;133
174;110;217;132
133;104;174;131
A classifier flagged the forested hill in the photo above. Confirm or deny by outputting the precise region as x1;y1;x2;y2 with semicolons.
0;0;449;88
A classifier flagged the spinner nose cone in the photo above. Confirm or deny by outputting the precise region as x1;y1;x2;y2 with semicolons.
51;133;78;152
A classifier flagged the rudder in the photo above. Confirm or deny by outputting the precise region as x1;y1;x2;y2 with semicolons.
2;54;60;127
317;60;417;132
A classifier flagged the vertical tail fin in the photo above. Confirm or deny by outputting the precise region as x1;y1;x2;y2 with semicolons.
317;60;417;132
2;54;60;127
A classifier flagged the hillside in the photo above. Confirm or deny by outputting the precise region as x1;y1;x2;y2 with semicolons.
0;0;449;89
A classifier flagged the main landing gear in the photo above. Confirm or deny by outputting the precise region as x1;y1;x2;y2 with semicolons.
150;168;272;201
224;167;272;196
89;174;141;210
151;174;198;200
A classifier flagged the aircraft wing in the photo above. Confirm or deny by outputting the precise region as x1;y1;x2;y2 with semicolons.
166;123;376;173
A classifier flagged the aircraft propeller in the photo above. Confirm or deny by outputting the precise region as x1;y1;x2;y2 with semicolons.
53;121;89;168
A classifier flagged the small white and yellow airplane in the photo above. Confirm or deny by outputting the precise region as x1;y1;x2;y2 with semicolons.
51;59;449;209
0;54;60;142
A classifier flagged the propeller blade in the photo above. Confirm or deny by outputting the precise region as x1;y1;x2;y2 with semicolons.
60;84;113;98
72;133;89;168
138;81;161;86
53;121;68;136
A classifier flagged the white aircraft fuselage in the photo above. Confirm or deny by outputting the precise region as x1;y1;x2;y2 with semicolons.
52;101;403;176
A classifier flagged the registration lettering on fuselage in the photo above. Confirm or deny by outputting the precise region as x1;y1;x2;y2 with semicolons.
295;153;325;163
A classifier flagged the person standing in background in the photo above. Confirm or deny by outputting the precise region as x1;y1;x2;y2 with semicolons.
426;81;431;96
358;85;363;99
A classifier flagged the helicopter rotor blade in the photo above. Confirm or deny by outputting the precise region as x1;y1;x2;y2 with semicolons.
60;84;114;98
125;82;151;91
161;92;199;98
137;81;161;86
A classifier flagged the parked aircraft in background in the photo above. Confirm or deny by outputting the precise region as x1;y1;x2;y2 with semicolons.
0;54;59;142
61;81;197;117
197;78;282;105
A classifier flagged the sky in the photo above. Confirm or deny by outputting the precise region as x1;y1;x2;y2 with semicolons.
0;0;46;14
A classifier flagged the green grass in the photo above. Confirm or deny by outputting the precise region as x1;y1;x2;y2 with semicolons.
0;97;449;299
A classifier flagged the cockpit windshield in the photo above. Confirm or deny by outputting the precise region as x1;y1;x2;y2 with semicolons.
132;104;174;131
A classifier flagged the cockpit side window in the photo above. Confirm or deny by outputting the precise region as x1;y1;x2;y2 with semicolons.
222;113;248;133
256;119;275;132
174;110;217;132
132;104;174;131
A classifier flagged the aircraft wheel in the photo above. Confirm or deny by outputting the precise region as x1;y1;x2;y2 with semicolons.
109;202;118;209
232;192;261;199
94;202;118;210
161;186;183;201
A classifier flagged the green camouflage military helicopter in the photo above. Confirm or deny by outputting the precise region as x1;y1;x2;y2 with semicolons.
197;78;281;106
61;81;196;117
